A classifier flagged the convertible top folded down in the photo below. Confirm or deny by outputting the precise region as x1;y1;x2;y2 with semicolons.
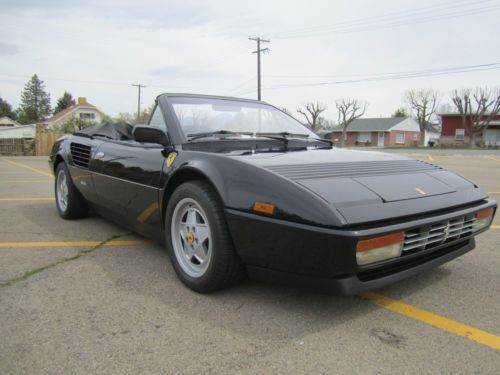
74;122;134;140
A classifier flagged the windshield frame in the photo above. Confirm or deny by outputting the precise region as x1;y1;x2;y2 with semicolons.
164;95;318;142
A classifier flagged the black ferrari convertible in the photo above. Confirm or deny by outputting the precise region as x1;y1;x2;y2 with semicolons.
49;93;497;294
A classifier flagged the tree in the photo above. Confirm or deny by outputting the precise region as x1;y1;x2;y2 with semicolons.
336;98;367;147
17;74;51;124
53;91;75;114
296;102;327;130
450;87;500;146
58;114;96;134
392;107;410;118
0;97;17;120
404;89;439;146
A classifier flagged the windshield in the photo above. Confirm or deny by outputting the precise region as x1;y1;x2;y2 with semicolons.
168;97;318;139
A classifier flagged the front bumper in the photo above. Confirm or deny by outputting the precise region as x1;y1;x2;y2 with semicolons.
225;198;496;295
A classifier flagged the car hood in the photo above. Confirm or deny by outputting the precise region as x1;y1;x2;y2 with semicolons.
231;148;487;225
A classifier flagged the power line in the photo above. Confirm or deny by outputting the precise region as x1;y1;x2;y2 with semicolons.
131;83;146;120
248;36;270;100
236;63;500;95
271;0;498;39
263;63;500;80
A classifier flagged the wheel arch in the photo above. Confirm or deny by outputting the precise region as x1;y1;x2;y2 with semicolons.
53;154;65;173
161;166;226;225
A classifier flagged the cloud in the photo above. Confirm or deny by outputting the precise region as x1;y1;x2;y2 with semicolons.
0;42;19;55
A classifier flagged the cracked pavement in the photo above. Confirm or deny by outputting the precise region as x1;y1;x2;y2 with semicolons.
0;155;499;374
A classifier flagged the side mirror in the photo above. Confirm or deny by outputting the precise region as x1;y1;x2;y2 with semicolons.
132;125;170;146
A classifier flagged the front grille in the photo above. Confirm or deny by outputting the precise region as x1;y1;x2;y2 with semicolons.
403;215;475;252
70;143;91;169
265;160;442;181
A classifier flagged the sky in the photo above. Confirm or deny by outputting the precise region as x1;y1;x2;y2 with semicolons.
0;0;499;121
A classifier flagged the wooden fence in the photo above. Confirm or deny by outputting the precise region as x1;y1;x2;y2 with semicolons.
35;131;63;156
0;138;35;156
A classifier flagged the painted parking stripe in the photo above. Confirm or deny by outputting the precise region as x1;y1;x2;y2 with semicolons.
0;198;54;201
485;155;500;162
427;154;434;161
0;240;152;248
361;292;500;350
2;158;53;178
0;179;52;183
491;225;500;229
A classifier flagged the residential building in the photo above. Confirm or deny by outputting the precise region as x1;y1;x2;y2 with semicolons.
439;113;500;146
424;123;441;146
327;117;421;147
43;97;105;130
0;116;21;127
0;124;36;138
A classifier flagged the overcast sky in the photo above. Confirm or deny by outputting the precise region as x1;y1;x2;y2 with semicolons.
1;0;499;120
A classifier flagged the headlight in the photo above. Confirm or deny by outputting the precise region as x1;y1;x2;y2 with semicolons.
356;232;404;266
472;208;494;232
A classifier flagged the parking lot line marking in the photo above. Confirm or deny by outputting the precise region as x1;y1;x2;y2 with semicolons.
0;179;52;183
427;154;434;161
487;192;500;195
0;240;152;248
2;158;53;178
0;197;54;201
361;292;500;350
491;225;500;229
485;156;500;163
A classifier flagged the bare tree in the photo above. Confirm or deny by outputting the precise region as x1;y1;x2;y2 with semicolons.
404;89;439;146
296;102;326;130
450;87;500;146
336;98;366;147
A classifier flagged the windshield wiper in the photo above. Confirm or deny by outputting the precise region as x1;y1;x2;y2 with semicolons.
256;132;332;150
187;130;254;141
187;130;332;150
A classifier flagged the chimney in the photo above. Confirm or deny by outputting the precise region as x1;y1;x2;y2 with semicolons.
78;97;87;105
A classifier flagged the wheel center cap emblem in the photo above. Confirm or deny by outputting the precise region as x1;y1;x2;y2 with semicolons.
187;231;195;245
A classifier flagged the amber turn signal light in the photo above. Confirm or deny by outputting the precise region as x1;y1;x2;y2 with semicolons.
474;207;494;220
356;232;405;252
253;202;275;215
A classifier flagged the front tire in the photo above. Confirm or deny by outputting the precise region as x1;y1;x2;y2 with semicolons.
55;162;88;219
165;181;244;292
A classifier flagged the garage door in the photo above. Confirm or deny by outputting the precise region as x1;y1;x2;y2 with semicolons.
484;129;500;146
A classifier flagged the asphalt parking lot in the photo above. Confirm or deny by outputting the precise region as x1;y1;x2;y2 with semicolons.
0;152;499;374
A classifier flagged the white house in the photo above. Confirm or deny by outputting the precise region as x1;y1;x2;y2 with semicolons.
0;116;21;127
43;97;106;130
0;124;36;138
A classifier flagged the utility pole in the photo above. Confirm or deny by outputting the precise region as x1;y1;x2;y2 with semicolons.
131;83;146;121
248;36;270;101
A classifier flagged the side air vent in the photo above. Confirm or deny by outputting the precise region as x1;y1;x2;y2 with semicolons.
266;160;442;180
70;143;91;169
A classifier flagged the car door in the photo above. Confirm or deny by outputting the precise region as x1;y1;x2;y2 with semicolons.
91;107;170;239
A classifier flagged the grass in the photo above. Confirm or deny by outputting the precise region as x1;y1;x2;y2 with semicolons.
0;232;131;288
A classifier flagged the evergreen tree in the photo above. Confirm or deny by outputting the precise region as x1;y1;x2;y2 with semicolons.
54;91;75;114
392;107;410;118
17;74;51;124
0;97;17;120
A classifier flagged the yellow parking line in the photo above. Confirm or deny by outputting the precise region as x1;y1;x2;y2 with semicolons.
361;292;500;350
0;179;52;183
2;158;53;178
427;154;434;161
0;198;54;201
487;192;500;195
491;225;500;229
0;240;152;248
485;156;500;162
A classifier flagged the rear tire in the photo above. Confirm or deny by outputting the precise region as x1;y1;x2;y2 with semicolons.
55;162;88;219
165;181;244;293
